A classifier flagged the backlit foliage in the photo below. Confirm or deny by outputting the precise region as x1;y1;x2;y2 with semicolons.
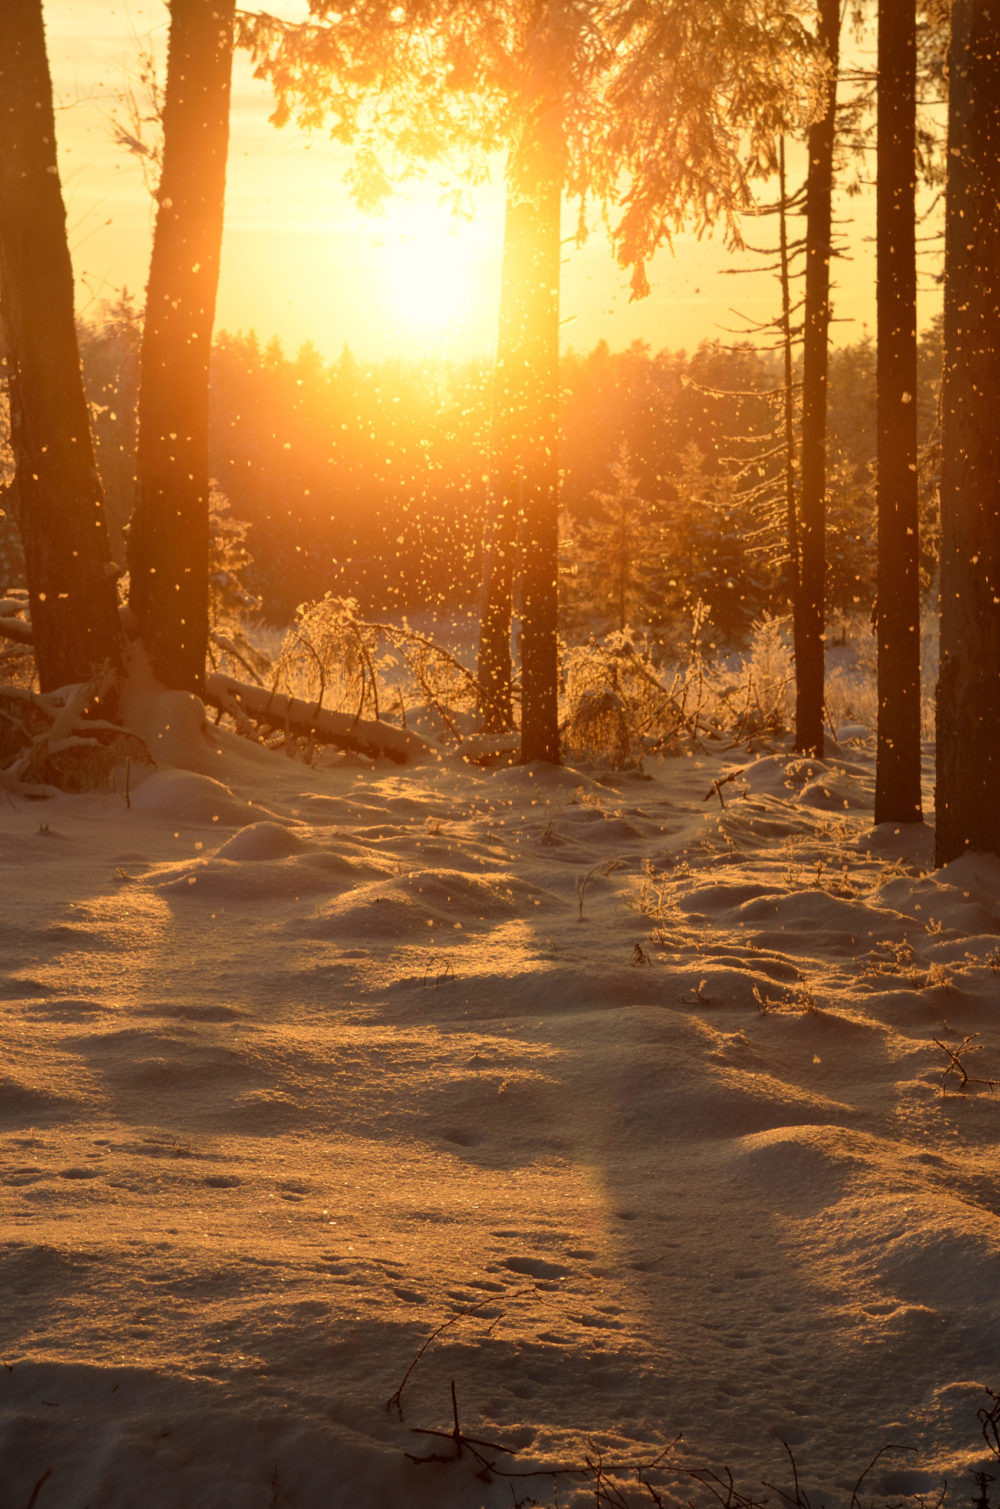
239;0;824;288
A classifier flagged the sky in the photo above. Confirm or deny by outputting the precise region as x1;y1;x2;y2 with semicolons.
43;0;924;365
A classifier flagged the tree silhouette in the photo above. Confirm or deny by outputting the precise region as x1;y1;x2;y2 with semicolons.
128;0;236;693
0;2;124;699
795;0;840;757
875;0;922;824
241;0;820;762
935;0;1000;865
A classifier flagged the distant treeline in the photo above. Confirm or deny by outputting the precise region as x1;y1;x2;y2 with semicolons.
0;297;943;639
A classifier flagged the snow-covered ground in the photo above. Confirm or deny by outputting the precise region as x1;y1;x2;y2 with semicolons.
3;704;1000;1509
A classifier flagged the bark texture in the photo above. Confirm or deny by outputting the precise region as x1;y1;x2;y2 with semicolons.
129;0;235;692
875;0;922;825
0;3;124;694
935;0;1000;864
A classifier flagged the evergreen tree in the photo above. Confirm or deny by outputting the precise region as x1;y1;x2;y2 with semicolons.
567;445;664;634
795;0;841;757
0;2;124;697
935;0;1000;865
875;0;922;824
128;0;236;692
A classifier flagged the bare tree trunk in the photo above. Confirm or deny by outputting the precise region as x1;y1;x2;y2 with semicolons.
477;168;528;735
517;107;562;766
778;139;802;626
129;0;235;693
935;0;1000;865
795;0;840;757
875;0;922;824
0;2;124;696
477;94;563;763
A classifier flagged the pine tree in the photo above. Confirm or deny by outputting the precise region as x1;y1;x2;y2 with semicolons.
935;0;1000;865
795;0;841;757
0;2;124;698
241;0;820;764
567;444;664;634
128;0;236;692
875;0;922;824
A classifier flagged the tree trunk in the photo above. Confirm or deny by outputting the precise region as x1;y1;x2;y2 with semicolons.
477;173;527;735
128;0;235;693
0;2;124;696
794;0;840;757
477;96;563;762
935;0;1000;865
875;0;922;824
778;138;802;630
476;0;566;763
517;106;562;766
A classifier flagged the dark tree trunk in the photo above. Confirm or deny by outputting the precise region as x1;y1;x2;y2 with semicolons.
129;0;235;693
517;107;562;766
778;139;801;620
477;169;528;736
935;0;1000;865
875;0;922;825
795;0;840;757
477;95;563;762
0;3;124;696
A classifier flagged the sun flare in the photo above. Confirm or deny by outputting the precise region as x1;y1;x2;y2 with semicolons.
371;196;489;339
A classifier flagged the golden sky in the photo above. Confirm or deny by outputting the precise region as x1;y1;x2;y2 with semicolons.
45;0;905;365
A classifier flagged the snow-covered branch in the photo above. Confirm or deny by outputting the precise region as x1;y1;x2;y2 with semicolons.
203;672;438;765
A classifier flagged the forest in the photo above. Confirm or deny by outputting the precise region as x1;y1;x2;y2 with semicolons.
0;0;997;865
0;314;941;630
5;5;1000;1508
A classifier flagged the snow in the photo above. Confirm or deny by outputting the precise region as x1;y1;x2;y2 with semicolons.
3;710;1000;1509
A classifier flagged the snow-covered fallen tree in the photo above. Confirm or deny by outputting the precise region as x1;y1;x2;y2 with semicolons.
0;680;153;794
203;671;437;765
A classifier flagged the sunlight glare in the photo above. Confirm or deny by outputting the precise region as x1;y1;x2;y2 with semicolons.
371;196;488;341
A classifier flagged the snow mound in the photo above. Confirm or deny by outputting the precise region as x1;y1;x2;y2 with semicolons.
215;820;306;860
293;867;560;939
7;728;1000;1509
129;768;277;826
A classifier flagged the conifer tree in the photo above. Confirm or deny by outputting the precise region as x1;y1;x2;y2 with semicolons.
570;444;662;634
128;0;236;693
935;0;1000;865
242;0;818;761
795;0;840;757
0;2;125;698
875;0;922;824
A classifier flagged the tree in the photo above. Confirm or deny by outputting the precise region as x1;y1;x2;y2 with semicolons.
480;6;567;761
874;0;922;824
935;0;1000;865
0;1;125;698
794;0;840;757
242;0;819;764
128;0;236;692
573;445;662;634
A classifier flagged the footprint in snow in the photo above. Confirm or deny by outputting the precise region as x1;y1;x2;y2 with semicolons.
392;1286;427;1305
503;1255;569;1280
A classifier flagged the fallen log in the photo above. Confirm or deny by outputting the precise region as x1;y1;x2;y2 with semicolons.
0;680;154;794
203;672;438;765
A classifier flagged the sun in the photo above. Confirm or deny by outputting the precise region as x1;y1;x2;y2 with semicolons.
371;194;489;340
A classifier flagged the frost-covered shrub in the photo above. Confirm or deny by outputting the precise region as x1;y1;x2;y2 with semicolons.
712;613;794;737
276;595;380;717
207;491;271;686
562;632;687;766
274;595;479;742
